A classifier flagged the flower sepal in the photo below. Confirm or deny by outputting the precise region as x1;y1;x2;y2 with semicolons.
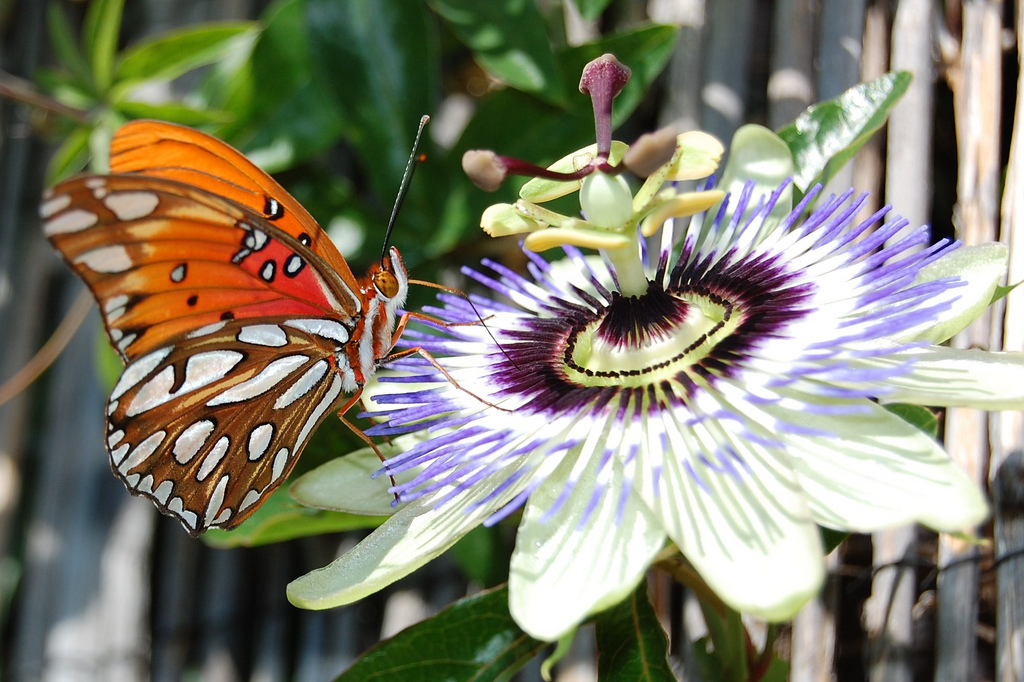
481;202;546;238
290;440;418;516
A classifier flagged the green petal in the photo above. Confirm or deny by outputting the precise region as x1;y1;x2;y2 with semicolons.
287;472;529;610
634;421;825;621
897;243;1008;344
877;345;1024;410
705;124;794;237
508;446;665;641
767;398;990;532
290;442;413;516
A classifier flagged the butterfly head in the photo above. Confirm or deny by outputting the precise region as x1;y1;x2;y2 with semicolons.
372;246;409;315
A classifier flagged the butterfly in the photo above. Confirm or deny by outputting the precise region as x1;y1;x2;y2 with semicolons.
41;120;421;536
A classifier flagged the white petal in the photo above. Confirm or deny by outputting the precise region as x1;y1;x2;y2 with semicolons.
897;243;1008;344
287;469;530;609
767;400;989;532
634;416;825;621
508;447;665;641
876;345;1024;410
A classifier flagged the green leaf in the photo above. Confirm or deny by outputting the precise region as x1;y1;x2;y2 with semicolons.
114;22;256;84
458;25;679;157
93;325;123;392
306;0;440;195
203;487;384;548
883;403;939;438
450;525;508;586
223;0;344;172
46;4;90;88
777;71;912;193
303;0;446;257
594;582;675;682
819;527;849;555
695;601;749;682
572;0;615;20
46;125;91;185
82;0;125;93
115;100;234;126
335;585;545;681
428;0;564;104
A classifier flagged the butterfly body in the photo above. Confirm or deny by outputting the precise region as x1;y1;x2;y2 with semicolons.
42;122;408;535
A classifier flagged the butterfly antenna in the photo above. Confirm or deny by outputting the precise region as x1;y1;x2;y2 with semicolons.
381;115;430;267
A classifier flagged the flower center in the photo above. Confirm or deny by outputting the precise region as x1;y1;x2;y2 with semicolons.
563;282;742;387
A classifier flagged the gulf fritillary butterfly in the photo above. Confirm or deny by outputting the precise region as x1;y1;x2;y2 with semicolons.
41;120;422;536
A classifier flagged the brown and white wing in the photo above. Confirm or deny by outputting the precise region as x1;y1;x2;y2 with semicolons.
105;315;355;535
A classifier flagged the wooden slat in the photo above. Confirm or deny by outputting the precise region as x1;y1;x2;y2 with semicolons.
937;2;1004;680
867;2;938;679
991;3;1024;681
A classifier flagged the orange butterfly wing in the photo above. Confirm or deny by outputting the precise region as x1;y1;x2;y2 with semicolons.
108;120;360;292
43;174;362;361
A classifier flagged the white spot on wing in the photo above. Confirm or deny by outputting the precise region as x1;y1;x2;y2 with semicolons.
105;294;130;314
107;430;125;448
39;194;71;218
154;480;174;505
44;208;98;235
127;351;244;417
188;321;227;339
103;191;160;221
110;443;130;466
137;475;155;494
174;420;216;464
247;423;274;461
213;508;233;525
119;430;167;474
181;351;245;394
273;359;328;409
197;436;230;482
238;324;288;347
125;366;175;417
271;447;289;482
296;374;343;446
168;497;198;532
239;489;262;512
117;333;138;353
110;347;172;400
76;245;133;273
207;355;308;406
284;319;350;344
205;475;231;527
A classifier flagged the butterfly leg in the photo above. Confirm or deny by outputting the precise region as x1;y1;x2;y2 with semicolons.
379;312;512;413
334;389;400;497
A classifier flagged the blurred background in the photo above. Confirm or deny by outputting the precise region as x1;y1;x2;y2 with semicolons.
0;0;1020;679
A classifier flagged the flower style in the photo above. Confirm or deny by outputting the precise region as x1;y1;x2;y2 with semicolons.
287;55;1024;641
